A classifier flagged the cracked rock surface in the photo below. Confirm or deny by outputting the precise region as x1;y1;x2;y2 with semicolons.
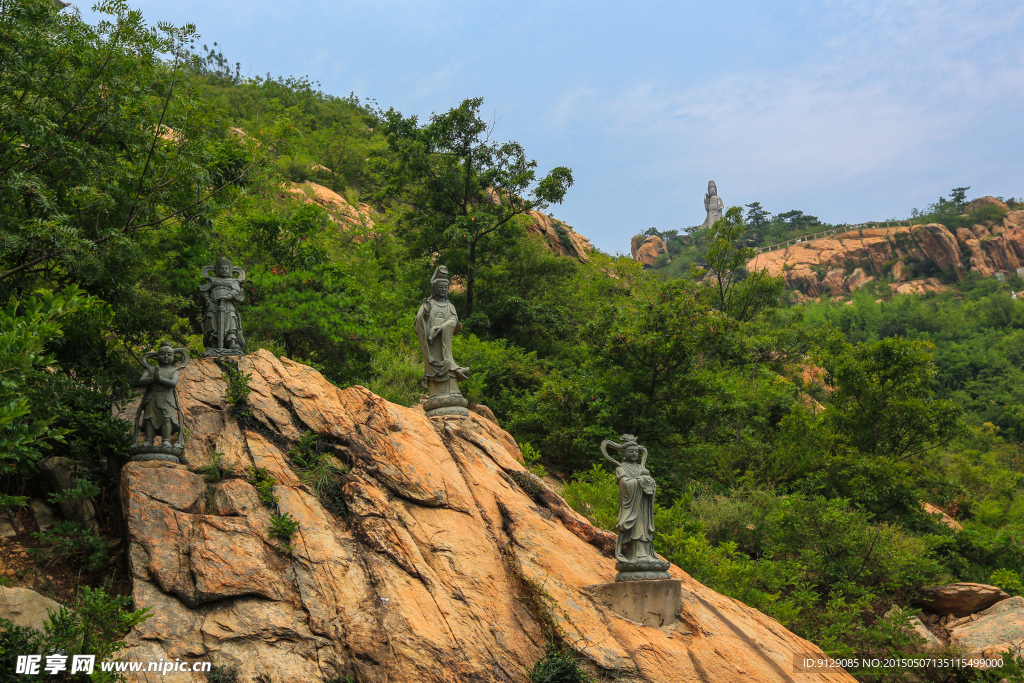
120;350;854;682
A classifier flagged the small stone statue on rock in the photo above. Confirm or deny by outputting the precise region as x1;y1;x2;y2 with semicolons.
199;257;247;357
415;265;471;417
701;180;724;229
601;435;670;581
131;343;189;463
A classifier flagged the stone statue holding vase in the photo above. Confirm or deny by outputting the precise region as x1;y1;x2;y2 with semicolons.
415;265;471;417
601;434;670;581
131;343;189;463
198;257;247;357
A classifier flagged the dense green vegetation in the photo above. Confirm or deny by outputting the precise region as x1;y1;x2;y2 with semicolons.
3;2;1024;680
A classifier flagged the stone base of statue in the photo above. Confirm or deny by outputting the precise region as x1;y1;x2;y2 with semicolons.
200;347;246;358
130;444;183;463
422;394;469;418
584;579;681;628
615;557;671;582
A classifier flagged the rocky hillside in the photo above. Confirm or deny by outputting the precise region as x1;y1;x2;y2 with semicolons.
117;351;853;682
284;181;591;261
746;198;1024;298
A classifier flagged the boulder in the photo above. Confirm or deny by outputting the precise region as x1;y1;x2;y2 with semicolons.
0;586;65;633
631;235;668;267
956;227;976;243
891;261;907;282
117;351;857;683
948;595;1024;659
527;210;591;261
921;501;962;532
964;196;1009;215
785;267;824;296
916;583;1009;616
972;224;992;239
844;267;870;291
39;456;100;534
823;268;846;296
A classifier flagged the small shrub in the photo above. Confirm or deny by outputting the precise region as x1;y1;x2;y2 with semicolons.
528;644;592;683
991;568;1024;596
246;467;278;507
561;465;618;532
221;361;252;412
199;451;235;482
287;432;347;517
269;511;299;551
520;441;548;478
29;520;109;573
206;664;240;683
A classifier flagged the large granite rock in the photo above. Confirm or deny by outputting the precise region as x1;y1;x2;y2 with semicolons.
746;207;1024;296
631;235;668;267
118;350;855;682
0;586;64;633
948;595;1024;658
916;583;1009;617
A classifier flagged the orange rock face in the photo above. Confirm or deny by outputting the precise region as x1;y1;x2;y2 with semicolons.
282;181;377;230
526;210;592;261
747;213;1024;296
119;351;854;683
631;235;668;267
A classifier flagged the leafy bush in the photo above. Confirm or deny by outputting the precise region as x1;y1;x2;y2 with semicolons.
246;467;278;507
221;361;252;411
528;644;592;683
269;511;299;550
29;521;110;574
198;451;235;482
0;586;149;682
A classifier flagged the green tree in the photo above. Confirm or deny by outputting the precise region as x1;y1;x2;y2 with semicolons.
0;0;252;289
375;97;573;318
701;206;785;322
817;336;967;461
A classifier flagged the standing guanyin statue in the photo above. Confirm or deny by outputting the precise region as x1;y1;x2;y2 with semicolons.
601;434;671;581
415;265;472;417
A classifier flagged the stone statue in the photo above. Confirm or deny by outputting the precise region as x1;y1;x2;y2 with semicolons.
601;435;670;581
131;343;189;463
198;257;246;357
415;265;471;417
701;180;724;229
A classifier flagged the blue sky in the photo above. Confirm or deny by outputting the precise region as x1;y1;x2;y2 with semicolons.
77;1;1023;253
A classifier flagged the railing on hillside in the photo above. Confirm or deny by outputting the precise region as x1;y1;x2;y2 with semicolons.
752;221;916;255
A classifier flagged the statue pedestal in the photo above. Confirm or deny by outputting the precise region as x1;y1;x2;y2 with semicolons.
422;394;469;418
615;557;671;582
130;444;183;464
584;579;681;628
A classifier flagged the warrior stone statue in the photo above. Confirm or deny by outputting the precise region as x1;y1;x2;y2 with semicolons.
601;435;670;581
199;257;247;357
131;343;189;463
701;180;725;229
415;265;471;417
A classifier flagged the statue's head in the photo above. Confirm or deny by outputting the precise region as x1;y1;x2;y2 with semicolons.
431;265;451;298
216;257;232;278
157;343;175;366
619;434;640;462
707;180;717;196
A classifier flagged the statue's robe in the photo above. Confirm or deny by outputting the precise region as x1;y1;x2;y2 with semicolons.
141;368;180;430
199;277;245;349
616;463;656;544
415;298;465;389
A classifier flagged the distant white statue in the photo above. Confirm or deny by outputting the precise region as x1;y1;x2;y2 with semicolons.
701;181;724;229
